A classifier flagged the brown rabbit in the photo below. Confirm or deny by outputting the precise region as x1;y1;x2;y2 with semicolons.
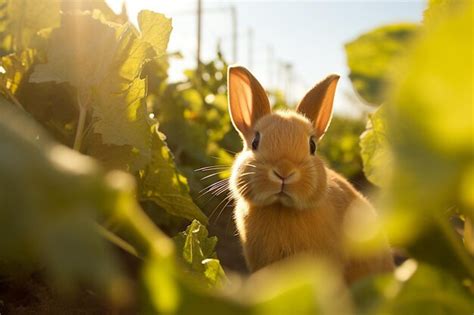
227;65;393;283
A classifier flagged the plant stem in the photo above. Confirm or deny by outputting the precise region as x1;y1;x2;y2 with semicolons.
73;93;87;152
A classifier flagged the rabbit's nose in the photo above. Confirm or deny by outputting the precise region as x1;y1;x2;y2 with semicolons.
270;169;297;183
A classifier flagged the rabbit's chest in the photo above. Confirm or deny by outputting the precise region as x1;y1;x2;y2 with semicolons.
234;203;343;271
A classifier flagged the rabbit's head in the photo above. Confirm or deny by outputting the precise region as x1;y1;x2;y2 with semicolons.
228;66;339;210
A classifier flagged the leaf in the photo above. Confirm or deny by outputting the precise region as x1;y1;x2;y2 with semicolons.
318;115;365;179
248;258;353;315
140;129;208;224
138;10;172;58
0;98;125;294
93;76;151;156
352;261;474;315
28;12;174;169
423;0;466;25
384;0;474;278
1;0;60;51
174;220;224;287
61;0;128;24
359;105;391;186
345;23;418;105
30;13;117;88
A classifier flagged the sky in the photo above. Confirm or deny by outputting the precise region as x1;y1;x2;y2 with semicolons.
106;0;426;116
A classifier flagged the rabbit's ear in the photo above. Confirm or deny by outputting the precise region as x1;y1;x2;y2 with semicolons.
296;75;340;140
228;66;271;139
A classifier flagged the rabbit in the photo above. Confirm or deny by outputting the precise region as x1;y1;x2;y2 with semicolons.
227;65;394;283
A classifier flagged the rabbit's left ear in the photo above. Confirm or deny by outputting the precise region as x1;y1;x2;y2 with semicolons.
296;75;340;140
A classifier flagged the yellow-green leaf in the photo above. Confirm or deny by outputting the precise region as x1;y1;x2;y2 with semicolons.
345;23;418;105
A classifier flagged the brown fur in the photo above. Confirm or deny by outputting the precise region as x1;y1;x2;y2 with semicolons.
227;66;394;284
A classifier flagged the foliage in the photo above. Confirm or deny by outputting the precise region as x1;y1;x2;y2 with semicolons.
345;23;418;105
2;4;206;223
353;261;474;315
318;115;365;179
0;0;472;313
385;0;473;276
0;101;122;292
347;0;474;313
359;106;390;187
174;220;226;287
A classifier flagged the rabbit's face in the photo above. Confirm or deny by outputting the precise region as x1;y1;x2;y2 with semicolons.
227;66;339;210
230;111;327;210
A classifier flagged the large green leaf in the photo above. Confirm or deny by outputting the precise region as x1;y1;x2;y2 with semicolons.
26;11;205;224
0;98;124;293
345;23;418;105
139;127;208;224
359;105;391;186
30;13;117;88
384;0;474;278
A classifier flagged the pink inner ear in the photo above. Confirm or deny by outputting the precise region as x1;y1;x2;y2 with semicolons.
228;66;271;139
296;74;339;139
236;73;252;127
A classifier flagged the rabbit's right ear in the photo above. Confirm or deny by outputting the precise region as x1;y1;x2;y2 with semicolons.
228;66;271;139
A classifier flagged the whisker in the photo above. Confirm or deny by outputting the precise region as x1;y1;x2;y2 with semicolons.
239;172;256;177
198;179;228;197
195;165;230;172
215;195;234;222
243;163;257;168
200;170;229;181
210;194;233;222
213;182;230;197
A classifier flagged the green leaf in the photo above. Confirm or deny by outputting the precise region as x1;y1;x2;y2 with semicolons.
423;0;466;25
345;23;418;105
352;261;474;315
318;115;365;179
0;98;125;293
359;105;391;186
1;0;60;51
93;76;151;156
28;12;174;170
384;0;474;278
30;13;117;88
138;10;173;58
60;0;128;24
139;127;208;224
249;259;353;315
174;220;224;287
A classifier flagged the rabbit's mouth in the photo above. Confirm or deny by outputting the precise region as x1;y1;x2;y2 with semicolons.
274;191;294;206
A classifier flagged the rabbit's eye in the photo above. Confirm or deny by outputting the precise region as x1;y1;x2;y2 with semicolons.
252;132;260;150
309;137;317;155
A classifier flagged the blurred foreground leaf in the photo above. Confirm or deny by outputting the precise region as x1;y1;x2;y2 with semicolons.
0;98;124;295
345;23;418;105
0;0;60;52
384;0;474;278
352;261;474;314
